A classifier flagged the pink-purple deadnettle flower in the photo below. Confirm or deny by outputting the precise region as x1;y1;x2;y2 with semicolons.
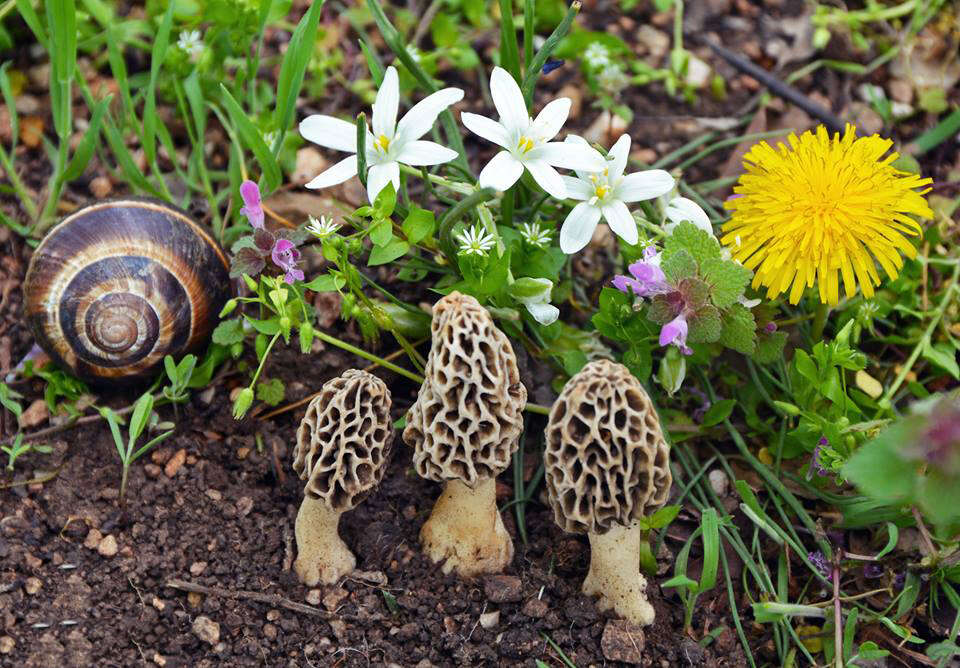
239;180;264;229
659;314;692;356
272;239;304;285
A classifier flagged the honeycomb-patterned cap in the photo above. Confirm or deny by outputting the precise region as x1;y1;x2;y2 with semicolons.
293;369;394;511
544;359;672;534
403;292;527;487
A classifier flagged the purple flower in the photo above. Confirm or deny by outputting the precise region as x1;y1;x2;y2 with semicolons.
239;180;264;229
808;551;831;581
811;437;830;477
612;255;671;298
765;322;778;333
271;239;304;284
659;313;692;356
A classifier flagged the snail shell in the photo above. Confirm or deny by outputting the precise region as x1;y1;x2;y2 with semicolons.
24;199;231;384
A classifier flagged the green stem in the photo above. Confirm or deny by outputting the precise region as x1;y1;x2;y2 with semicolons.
249;332;281;388
810;301;830;342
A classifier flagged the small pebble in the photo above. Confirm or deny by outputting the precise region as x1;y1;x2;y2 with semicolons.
236;497;253;517
192;616;220;645
89;176;112;198
24;577;42;594
305;590;321;606
0;636;14;654
189;561;207;576
708;469;729;496
97;535;118;557
479;610;500;629
164;449;186;478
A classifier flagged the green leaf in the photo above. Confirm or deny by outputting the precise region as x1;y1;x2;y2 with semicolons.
664;220;721;266
702;257;752;308
368;239;410;266
641;504;681;530
219;85;281;193
662;249;698;283
922;340;959;379
255;378;285;406
687;305;721;343
402;207;435;244
128;393;154;446
373;182;397;219
678;277;710;309
63;95;110;181
430;12;459;47
702;399;736;427
842;422;916;502
718;304;756;355
45;0;76;140
245;316;281;335
370;219;393;247
212;318;245;345
302;273;346;292
753;329;787;364
142;0;173;165
661;574;698;590
274;0;324;150
916;470;960;527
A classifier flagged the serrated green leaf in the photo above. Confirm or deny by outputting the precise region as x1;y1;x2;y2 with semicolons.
212;319;245;345
647;295;679;325
702;257;752;309
368;239;409;266
255;377;285;406
753;329;787;363
687;305;721;343
719;304;756;355
678;277;710;309
664;220;721;266
662;249;698;283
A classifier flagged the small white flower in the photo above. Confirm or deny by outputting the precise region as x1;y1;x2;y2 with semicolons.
511;277;559;326
664;197;713;236
178;30;204;61
558;134;674;253
261;130;279;149
306;215;341;239
738;295;762;308
456;225;496;256
596;65;629;94
300;66;464;203
461;67;606;199
518;221;552;248
583;43;611;70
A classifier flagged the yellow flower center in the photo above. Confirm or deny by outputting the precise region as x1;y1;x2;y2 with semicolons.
720;124;932;307
594;184;610;199
376;134;391;152
517;136;535;154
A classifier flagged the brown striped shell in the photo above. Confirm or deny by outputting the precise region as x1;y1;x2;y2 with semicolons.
23;199;231;384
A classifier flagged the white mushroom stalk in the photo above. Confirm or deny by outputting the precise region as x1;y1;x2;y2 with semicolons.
299;66;464;203
461;67;606;199
558;134;675;253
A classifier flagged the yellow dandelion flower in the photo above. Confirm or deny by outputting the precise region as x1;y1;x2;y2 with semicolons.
720;124;932;306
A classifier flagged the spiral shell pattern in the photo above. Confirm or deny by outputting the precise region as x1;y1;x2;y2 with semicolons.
24;199;231;384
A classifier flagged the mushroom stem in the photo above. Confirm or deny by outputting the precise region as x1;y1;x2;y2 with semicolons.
420;478;514;577
582;520;655;626
293;496;356;586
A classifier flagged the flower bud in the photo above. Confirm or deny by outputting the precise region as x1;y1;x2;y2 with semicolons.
232;387;254;420
299;322;314;354
219;298;238;318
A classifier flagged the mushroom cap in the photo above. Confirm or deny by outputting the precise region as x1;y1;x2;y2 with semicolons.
293;369;394;511
403;292;527;487
544;359;671;535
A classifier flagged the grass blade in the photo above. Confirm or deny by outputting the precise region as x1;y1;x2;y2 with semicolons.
15;0;47;47
142;1;174;166
909;108;960;156
101;116;163;197
220;85;282;193
46;0;76;141
274;0;324;153
359;37;385;86
62;95;110;181
0;63;19;148
521;1;579;104
498;0;520;81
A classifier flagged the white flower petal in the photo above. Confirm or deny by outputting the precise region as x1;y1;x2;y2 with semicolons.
524;160;567;199
601;199;638;246
299;115;358;153
561;175;593;201
529;142;606;172
531;98;571;141
372;66;399;139
460;112;511;148
607;134;631;181
478;150;524;192
395;87;464;143
304;154;358;189
525;302;559;326
395;140;459;166
614;169;675;202
366;161;400;203
564;135;598;179
559;202;602;253
490;66;528;131
665;196;713;234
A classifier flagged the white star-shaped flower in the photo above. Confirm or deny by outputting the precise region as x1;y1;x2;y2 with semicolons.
517;221;552;248
558;134;675;253
456;225;496;256
178;30;204;61
306;215;341;239
299;66;464;203
461;67;605;200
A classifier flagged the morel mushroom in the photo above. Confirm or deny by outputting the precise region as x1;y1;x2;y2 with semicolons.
544;359;672;626
292;369;394;586
403;292;527;576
